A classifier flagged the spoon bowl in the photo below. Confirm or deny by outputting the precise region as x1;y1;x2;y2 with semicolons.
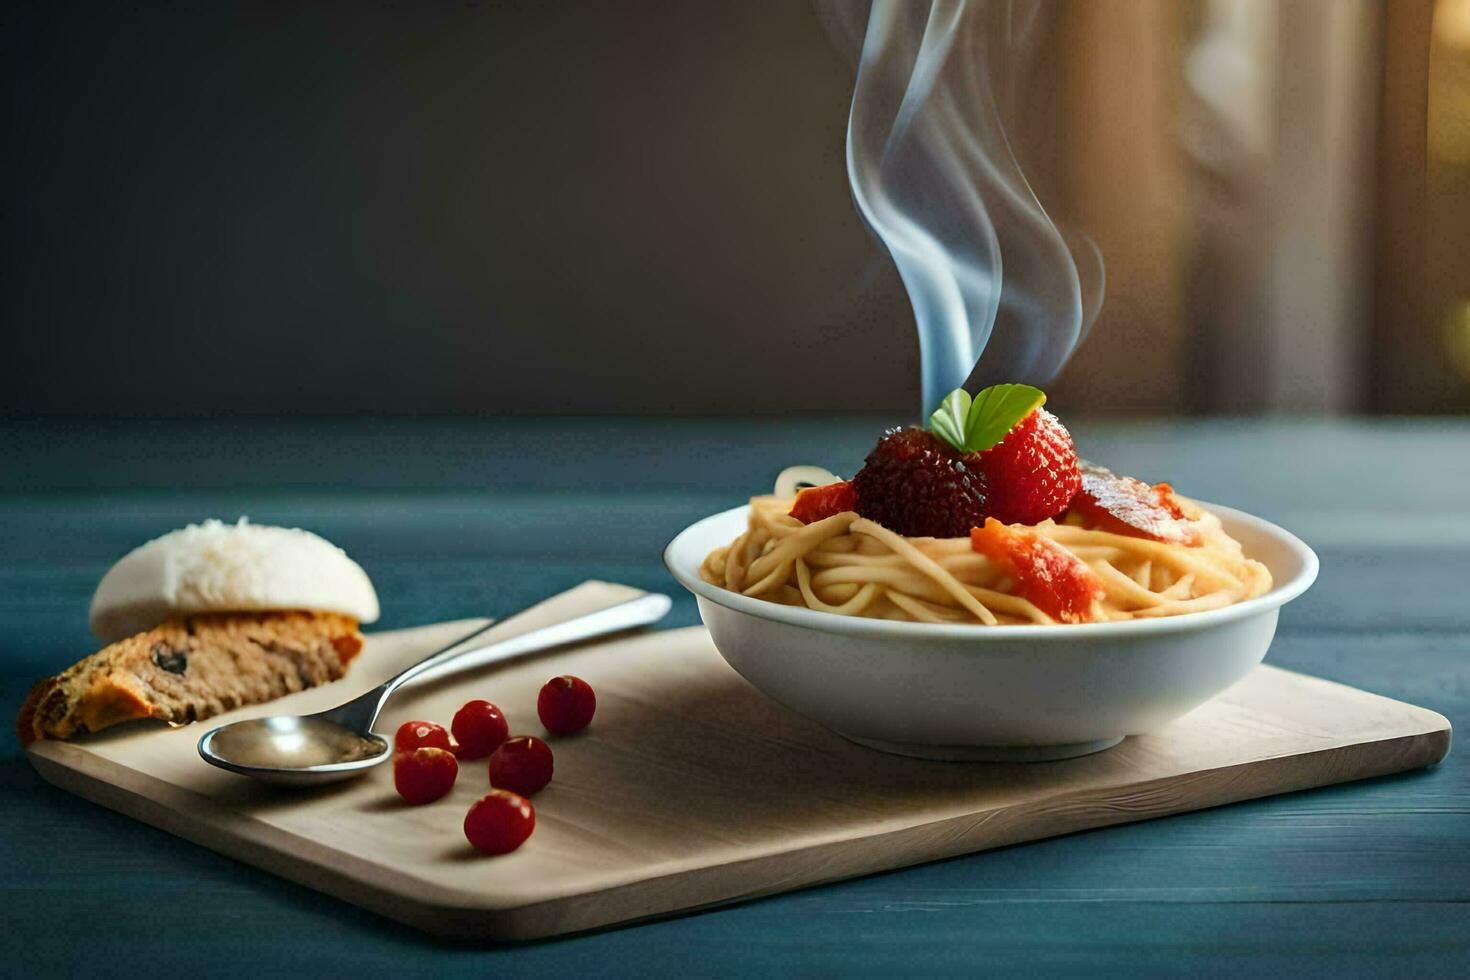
199;715;391;785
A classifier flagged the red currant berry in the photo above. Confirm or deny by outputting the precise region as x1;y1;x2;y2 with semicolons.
537;675;596;736
393;747;458;805
488;735;554;796
464;790;535;855
394;719;451;754
451;700;509;759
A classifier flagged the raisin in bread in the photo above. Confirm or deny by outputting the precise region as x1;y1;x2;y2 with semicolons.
18;611;363;745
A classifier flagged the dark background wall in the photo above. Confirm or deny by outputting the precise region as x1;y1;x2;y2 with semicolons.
8;2;1462;419
2;1;919;417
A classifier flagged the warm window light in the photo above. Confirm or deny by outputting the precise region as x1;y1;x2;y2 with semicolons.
1430;1;1470;165
1434;0;1470;48
1430;0;1470;386
1444;302;1470;381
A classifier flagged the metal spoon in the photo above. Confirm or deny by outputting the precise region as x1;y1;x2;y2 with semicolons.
198;592;672;785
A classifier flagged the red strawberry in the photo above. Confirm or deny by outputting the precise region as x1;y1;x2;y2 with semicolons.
788;480;858;524
970;518;1101;623
968;408;1080;525
921;384;1078;527
851;428;989;538
1069;463;1200;545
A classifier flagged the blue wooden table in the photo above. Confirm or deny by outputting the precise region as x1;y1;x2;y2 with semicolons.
3;418;1467;976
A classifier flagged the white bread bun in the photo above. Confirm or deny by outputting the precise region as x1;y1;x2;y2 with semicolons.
89;518;380;643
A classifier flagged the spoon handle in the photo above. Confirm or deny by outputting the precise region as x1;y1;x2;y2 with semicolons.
328;592;672;733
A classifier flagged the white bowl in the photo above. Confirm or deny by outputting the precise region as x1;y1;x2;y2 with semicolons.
664;504;1318;761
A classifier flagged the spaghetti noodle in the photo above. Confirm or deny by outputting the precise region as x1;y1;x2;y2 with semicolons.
701;482;1272;626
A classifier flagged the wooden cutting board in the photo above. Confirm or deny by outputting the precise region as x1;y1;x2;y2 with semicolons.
26;582;1451;942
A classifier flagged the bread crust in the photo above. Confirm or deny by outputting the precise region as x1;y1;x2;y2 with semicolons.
17;611;362;745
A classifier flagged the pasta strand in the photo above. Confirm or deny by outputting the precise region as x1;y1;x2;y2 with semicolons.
701;493;1272;626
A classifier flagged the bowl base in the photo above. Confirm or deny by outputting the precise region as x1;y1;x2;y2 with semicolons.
843;734;1125;762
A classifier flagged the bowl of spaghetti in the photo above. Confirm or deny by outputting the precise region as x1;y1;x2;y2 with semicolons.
662;385;1318;761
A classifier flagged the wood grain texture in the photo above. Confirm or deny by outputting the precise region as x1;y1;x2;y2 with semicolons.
26;583;1450;941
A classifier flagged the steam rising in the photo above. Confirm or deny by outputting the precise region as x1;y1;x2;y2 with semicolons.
833;0;1104;413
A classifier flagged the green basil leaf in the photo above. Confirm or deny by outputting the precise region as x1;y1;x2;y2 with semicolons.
927;388;972;452
961;383;1046;452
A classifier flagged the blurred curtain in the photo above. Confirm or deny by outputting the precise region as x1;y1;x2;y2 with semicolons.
1044;0;1469;415
1042;0;1382;414
1393;0;1470;412
1045;0;1192;414
1365;0;1470;413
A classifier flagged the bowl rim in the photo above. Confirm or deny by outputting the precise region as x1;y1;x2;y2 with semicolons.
664;502;1319;640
